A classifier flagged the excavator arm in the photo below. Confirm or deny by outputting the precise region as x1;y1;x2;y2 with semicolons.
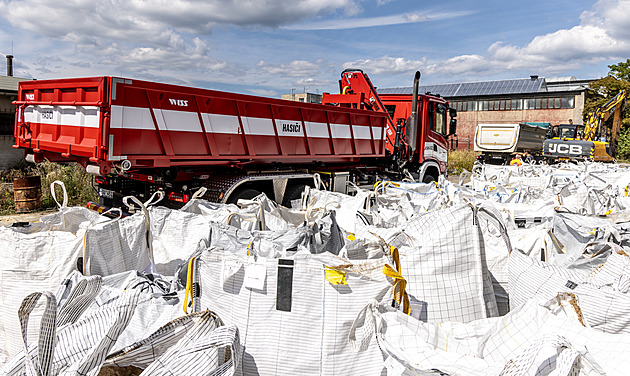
584;89;627;142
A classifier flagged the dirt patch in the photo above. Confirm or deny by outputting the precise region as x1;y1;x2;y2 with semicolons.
0;209;56;226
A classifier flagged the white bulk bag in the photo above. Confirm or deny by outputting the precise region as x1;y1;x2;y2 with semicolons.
137;321;240;376
0;181;103;363
104;310;240;376
1;286;140;376
148;205;213;276
351;294;630;375
372;203;501;322
82;209;152;277
191;248;401;376
509;247;630;333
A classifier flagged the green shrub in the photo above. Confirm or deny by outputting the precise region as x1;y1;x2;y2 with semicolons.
0;161;98;215
617;123;630;162
447;150;478;175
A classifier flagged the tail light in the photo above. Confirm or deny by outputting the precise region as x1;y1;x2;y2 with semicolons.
168;192;190;203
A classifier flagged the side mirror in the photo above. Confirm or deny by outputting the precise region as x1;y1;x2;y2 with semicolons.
449;118;457;136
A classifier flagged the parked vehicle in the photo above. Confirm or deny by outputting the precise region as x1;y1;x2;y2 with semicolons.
474;122;550;164
543;90;626;162
13;70;456;209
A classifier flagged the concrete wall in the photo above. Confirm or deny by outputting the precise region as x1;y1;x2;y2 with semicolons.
0;135;23;170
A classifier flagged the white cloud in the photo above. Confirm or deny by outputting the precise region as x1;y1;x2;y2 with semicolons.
0;0;361;41
358;0;630;82
294;77;334;87
0;0;361;87
284;9;473;30
342;56;426;75
257;60;322;77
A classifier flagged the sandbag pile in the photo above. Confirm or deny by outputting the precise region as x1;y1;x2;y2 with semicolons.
0;160;629;375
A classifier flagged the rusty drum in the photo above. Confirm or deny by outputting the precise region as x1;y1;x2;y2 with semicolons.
13;176;42;213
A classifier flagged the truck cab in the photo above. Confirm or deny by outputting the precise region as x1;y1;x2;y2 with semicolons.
323;69;456;182
379;93;453;182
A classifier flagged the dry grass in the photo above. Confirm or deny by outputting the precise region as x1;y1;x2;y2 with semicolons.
0;161;98;215
447;150;478;175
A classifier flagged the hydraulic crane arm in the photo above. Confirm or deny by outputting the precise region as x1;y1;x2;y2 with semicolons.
322;69;413;164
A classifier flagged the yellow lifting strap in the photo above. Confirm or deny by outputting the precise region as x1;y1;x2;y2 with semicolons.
383;264;410;315
373;180;400;192
384;246;410;315
183;256;196;314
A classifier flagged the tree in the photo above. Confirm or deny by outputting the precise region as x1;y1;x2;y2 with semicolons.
583;59;630;160
608;59;630;81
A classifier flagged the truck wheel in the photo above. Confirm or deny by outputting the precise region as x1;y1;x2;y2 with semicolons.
282;184;308;207
422;174;436;183
227;188;261;204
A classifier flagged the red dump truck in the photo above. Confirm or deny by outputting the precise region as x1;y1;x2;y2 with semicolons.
13;69;456;208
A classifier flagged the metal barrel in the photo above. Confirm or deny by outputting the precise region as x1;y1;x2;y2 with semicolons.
13;176;42;213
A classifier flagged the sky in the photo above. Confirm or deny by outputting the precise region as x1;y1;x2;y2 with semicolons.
0;0;629;98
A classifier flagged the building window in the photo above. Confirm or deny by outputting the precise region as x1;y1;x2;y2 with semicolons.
511;99;521;110
560;96;574;109
452;95;574;112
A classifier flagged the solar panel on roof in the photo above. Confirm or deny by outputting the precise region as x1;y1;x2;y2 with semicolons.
377;77;548;98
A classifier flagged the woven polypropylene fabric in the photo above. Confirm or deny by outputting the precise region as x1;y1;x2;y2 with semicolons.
196;249;393;376
83;213;151;277
354;297;630;375
376;204;499;322
2;288;140;376
509;248;630;333
138;321;240;376
0;220;85;361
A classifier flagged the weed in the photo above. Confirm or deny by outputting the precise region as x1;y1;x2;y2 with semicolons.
447;150;478;175
0;161;98;215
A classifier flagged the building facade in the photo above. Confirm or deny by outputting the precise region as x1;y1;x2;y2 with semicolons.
379;76;591;150
280;92;322;104
0;57;31;169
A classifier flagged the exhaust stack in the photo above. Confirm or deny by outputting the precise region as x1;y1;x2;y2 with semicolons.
406;71;421;154
6;55;13;77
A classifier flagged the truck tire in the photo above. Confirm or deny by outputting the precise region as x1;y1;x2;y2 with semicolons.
227;188;262;204
422;174;436;183
282;184;308;207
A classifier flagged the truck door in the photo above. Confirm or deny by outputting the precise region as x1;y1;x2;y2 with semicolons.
423;101;449;172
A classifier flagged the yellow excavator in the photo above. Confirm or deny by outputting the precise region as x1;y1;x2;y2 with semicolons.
543;89;627;161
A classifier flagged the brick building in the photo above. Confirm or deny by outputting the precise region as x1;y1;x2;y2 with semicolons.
378;76;592;149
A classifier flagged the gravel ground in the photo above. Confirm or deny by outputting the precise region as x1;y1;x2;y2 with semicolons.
0;209;56;226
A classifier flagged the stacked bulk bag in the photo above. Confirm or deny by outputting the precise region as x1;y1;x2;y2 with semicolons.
350;293;630;375
301;186;374;233
0;182;104;362
1;276;140;376
82;207;151;277
1;270;240;376
189;246;401;375
509;246;630;333
357;203;501;322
